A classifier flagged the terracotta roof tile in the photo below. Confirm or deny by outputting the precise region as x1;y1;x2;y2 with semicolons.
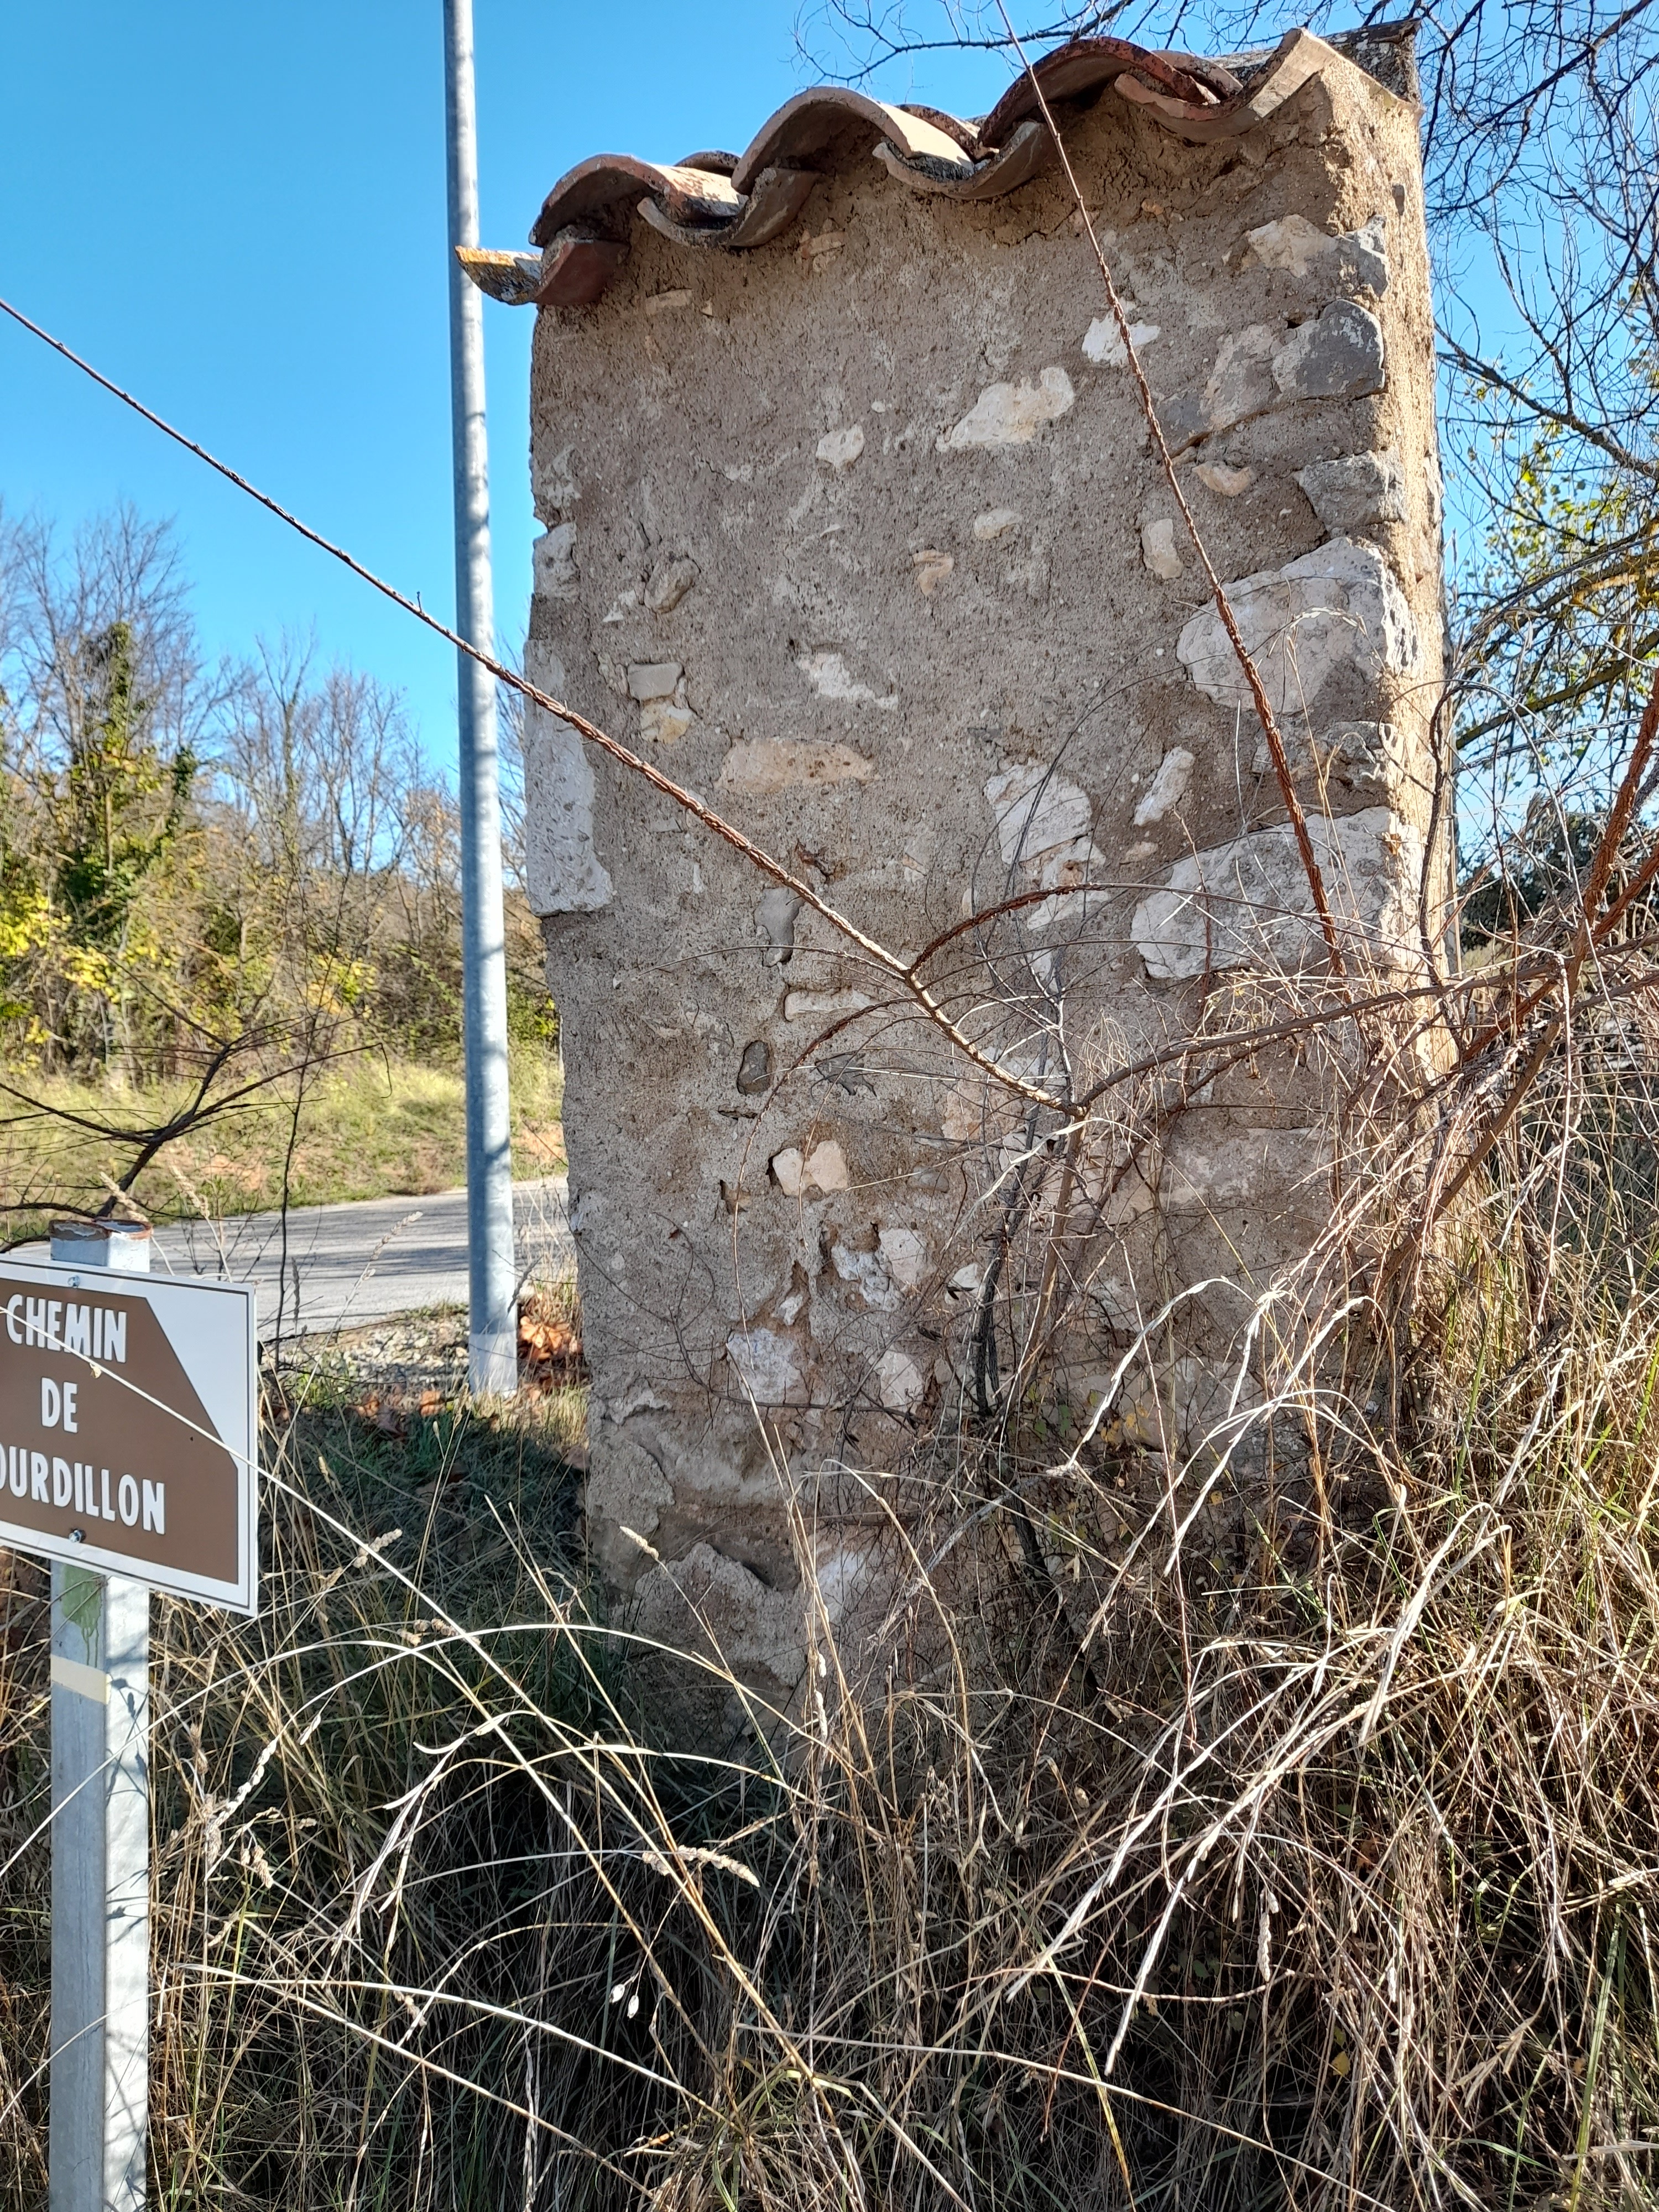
457;24;1418;310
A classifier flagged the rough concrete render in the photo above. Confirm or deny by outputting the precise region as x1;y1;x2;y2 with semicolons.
479;25;1445;1723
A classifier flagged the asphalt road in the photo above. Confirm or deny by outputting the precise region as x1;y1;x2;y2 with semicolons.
21;1178;573;1342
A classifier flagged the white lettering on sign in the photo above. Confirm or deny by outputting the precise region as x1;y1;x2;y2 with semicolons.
39;1378;82;1431
4;1295;128;1361
4;1442;157;1527
0;1259;255;1613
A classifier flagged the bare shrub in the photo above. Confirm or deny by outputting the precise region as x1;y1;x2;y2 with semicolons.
7;802;1659;2205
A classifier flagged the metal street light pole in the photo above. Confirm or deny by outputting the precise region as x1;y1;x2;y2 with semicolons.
442;0;517;1396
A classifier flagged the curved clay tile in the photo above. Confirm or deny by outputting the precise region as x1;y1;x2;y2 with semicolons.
729;87;975;194
531;155;743;244
455;247;547;307
1112;28;1337;142
977;37;1237;145
478;29;1377;309
872;116;1052;202
640;164;820;251
893;104;984;159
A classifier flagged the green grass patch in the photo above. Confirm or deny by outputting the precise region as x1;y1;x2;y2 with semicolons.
0;1049;565;1232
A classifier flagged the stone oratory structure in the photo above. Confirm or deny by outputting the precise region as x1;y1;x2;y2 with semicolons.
465;26;1445;1718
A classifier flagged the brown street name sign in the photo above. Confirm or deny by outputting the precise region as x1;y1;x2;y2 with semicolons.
0;1258;257;1612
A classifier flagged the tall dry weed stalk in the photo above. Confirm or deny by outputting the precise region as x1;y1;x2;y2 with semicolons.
7;834;1659;2208
4;157;1659;2209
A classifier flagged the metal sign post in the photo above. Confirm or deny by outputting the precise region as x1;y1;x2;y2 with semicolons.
443;0;519;1399
0;1222;258;2212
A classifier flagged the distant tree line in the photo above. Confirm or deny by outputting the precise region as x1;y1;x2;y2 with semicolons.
0;504;552;1094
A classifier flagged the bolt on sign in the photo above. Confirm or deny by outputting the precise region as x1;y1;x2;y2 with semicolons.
0;1258;257;1613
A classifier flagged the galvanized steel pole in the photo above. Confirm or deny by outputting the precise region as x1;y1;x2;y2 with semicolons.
49;1219;153;2212
443;0;518;1396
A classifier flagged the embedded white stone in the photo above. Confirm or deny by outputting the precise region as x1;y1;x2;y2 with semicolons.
1161;324;1277;450
755;889;801;965
534;524;578;598
640;701;692;744
816;424;866;469
779;1138;849;1194
1176;538;1421;714
986;762;1093;868
940;367;1075;450
831;1242;899;1310
645;288;693;315
727;1328;805;1404
878;1227;927;1290
1141;519;1183;580
912;549;954;595
1294;448;1407;531
1342;215;1389;295
1245;212;1387;293
523;679;612;917
985;760;1104;927
1133;747;1196;826
1244;213;1333;273
627;661;682;702
719;740;875;794
796;650;898;709
1162;304;1386;451
1195;462;1254;496
877;1347;926;1413
973;507;1021;540
1082;316;1160;366
645;555;699;612
532;441;578;521
1250;721;1403;795
770;1148;806;1196
1130;807;1425;979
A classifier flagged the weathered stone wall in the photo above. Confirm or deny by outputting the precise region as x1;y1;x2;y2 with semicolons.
519;32;1443;1714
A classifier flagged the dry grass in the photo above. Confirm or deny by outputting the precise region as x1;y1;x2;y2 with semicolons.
3;1029;1659;2208
4;695;1659;2207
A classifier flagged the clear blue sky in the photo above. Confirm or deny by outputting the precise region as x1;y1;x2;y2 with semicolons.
0;4;1013;765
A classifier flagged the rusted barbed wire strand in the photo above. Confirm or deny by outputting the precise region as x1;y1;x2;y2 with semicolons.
1384;661;1659;1267
1459;663;1659;1063
992;4;1348;979
0;291;1060;1118
1371;667;1659;1290
995;13;1354;987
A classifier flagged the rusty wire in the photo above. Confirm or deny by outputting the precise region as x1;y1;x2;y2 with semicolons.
0;291;1062;1117
989;3;1349;980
